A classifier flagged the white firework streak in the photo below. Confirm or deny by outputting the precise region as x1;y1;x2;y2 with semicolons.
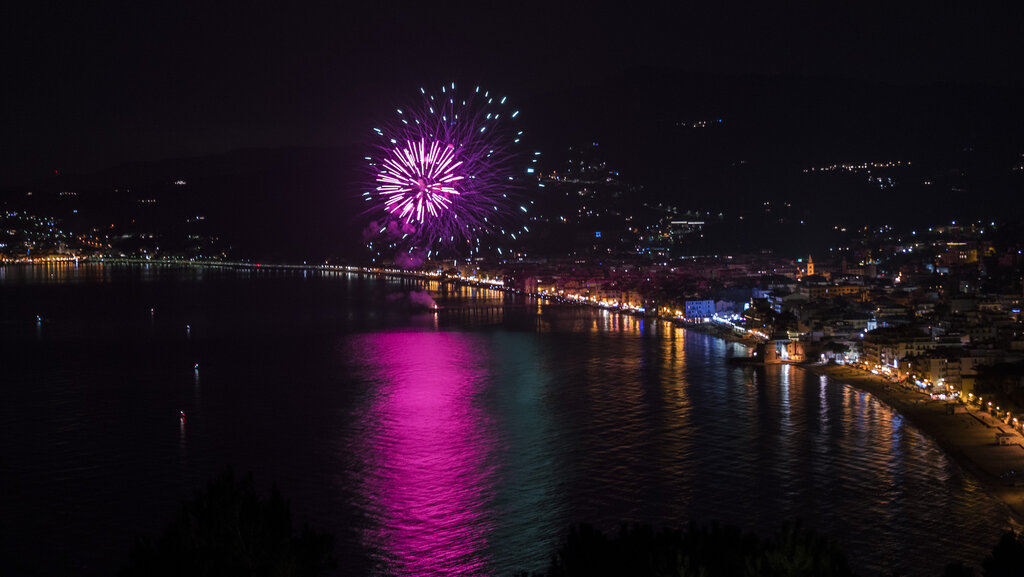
377;139;463;223
365;82;533;259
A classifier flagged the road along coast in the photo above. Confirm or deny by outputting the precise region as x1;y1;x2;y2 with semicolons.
804;362;1024;527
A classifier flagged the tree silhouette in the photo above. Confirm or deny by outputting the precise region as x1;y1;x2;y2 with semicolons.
120;468;334;577
546;521;852;577
942;561;974;577
981;531;1024;577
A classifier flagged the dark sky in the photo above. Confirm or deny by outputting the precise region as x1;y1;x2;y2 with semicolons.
2;2;1021;186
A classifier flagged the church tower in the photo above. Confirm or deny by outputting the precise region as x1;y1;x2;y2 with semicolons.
806;255;815;277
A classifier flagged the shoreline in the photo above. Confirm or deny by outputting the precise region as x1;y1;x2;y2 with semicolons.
678;321;762;347
15;261;1024;528
799;362;1024;528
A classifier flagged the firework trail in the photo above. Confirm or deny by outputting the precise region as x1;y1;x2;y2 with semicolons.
363;83;536;264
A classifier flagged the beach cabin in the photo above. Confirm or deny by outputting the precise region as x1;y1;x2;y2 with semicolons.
996;432;1017;446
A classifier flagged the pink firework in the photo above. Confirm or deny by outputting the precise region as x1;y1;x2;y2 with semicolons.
378;139;463;223
364;83;534;263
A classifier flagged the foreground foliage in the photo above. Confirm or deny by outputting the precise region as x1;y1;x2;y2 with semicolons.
546;521;852;577
122;468;1024;576
120;468;334;577
543;523;1024;577
980;530;1024;577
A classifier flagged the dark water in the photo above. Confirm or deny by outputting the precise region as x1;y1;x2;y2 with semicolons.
0;263;1011;576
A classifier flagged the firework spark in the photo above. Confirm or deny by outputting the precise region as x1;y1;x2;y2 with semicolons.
363;83;533;263
378;139;463;223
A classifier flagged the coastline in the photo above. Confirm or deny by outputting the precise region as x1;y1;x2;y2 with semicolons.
679;321;762;347
801;362;1024;528
22;261;1024;527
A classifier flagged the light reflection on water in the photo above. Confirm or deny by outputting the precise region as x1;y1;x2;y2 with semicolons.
0;264;1013;577
352;332;497;576
346;286;1012;576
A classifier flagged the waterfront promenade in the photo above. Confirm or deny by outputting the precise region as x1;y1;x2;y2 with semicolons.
808;363;1024;527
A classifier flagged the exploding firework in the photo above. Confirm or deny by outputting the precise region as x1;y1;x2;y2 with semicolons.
363;82;535;264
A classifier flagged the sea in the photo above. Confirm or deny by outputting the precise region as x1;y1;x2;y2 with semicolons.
0;263;1011;576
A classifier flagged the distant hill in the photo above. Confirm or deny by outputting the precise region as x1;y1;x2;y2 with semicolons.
3;70;1022;259
520;68;1024;223
0;146;366;261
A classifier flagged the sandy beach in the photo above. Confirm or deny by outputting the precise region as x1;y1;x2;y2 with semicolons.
803;362;1024;527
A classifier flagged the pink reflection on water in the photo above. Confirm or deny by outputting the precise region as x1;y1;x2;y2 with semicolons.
356;331;497;576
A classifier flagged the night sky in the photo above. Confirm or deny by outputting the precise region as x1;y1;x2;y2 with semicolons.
2;3;1022;187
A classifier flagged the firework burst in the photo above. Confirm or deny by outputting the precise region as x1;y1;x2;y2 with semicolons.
363;82;534;263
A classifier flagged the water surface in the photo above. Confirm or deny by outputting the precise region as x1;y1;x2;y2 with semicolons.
0;263;1009;576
